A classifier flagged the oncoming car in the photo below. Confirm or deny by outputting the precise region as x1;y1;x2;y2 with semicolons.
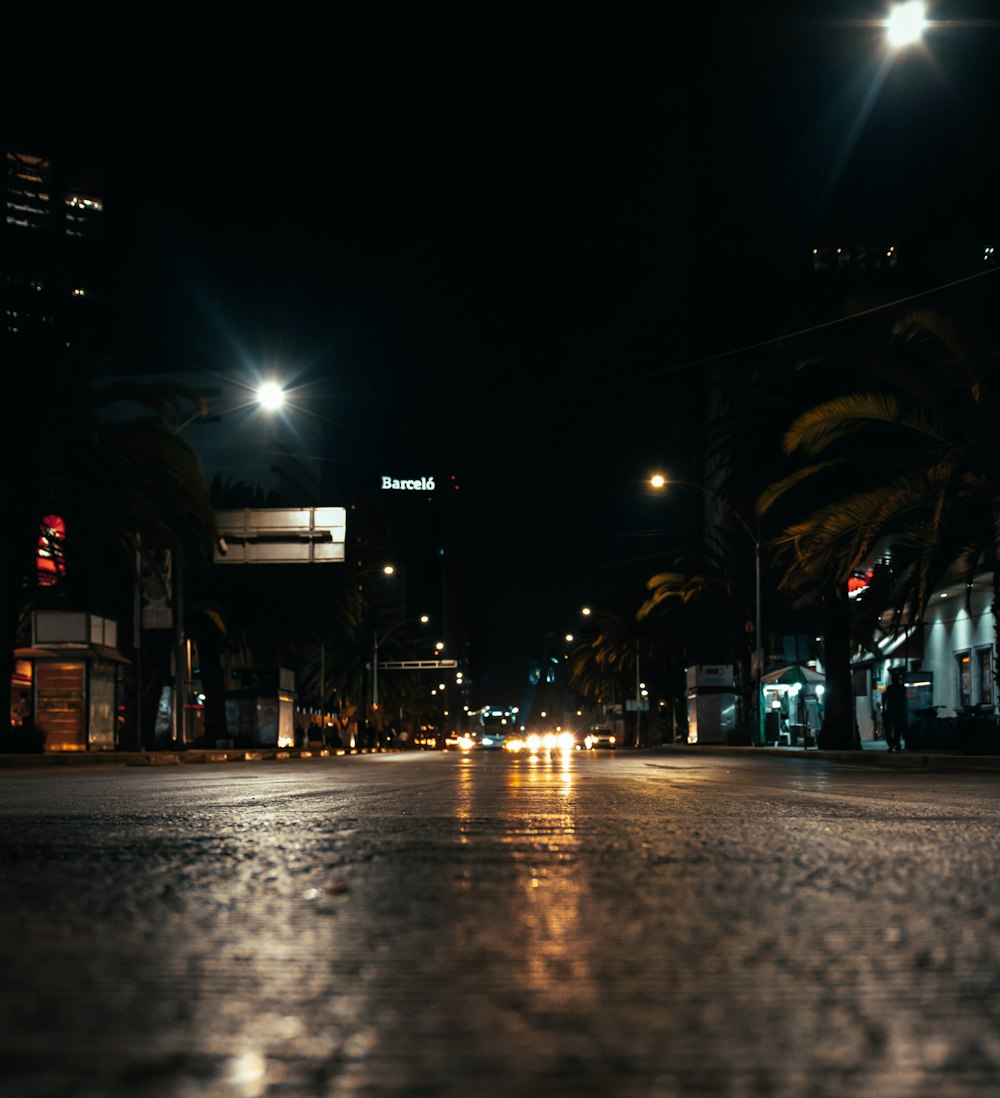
583;725;616;750
504;730;576;754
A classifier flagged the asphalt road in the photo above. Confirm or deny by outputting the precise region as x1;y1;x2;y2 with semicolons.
1;749;999;1097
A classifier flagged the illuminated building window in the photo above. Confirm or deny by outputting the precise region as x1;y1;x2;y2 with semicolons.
5;151;53;231
64;192;103;238
956;651;972;709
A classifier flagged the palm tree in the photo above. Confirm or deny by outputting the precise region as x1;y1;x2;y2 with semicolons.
637;542;759;742
294;579;369;726
759;304;1000;741
567;606;679;746
567;610;638;742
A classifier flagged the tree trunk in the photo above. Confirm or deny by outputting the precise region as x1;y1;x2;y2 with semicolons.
0;515;45;751
194;623;229;747
993;570;1000;704
818;578;859;750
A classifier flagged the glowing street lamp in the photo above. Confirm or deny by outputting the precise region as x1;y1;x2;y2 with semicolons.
256;380;286;412
885;1;927;49
166;377;289;747
172;377;287;435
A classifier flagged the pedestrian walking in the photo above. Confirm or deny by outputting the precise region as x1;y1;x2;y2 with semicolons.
883;671;907;752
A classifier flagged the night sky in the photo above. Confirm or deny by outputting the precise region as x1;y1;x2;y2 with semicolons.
13;4;1000;700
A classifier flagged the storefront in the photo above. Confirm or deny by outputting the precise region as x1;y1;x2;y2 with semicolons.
11;612;128;752
761;664;824;746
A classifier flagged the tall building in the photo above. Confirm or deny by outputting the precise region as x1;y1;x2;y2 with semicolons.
349;470;469;695
3;148;107;353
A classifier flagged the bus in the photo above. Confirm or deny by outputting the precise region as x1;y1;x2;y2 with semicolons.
477;706;519;749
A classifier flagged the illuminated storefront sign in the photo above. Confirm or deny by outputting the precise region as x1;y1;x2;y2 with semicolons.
37;514;66;588
381;476;435;491
848;568;874;599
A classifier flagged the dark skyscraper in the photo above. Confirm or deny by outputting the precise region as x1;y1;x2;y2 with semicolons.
3;147;107;353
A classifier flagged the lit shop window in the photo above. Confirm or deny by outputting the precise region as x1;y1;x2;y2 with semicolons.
956;651;972;709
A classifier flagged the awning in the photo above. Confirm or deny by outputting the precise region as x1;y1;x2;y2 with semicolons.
15;645;132;665
876;626;924;659
761;664;823;686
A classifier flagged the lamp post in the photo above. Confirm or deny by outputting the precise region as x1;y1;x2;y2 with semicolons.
372;611;429;736
164;379;288;749
650;473;763;745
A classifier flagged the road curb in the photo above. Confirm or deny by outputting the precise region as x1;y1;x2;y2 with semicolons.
0;747;352;768
646;744;1000;772
3;744;1000;773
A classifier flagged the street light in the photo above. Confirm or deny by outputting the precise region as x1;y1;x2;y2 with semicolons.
885;1;927;49
162;379;288;748
372;612;430;721
649;473;763;745
255;380;286;412
171;379;287;435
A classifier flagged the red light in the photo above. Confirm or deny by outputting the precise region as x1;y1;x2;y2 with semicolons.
36;515;66;588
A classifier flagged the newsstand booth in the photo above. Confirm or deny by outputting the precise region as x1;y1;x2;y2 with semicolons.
686;664;739;744
14;612;128;752
223;666;297;748
761;664;824;746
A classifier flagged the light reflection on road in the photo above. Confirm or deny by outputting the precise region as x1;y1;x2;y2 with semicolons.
498;748;596;1010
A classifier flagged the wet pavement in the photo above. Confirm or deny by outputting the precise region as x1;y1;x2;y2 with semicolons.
1;748;999;1096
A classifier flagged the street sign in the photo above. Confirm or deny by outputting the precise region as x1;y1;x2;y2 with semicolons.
214;507;347;564
625;699;649;712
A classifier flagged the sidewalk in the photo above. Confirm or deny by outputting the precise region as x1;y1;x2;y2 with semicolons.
0;746;360;768
650;740;1000;772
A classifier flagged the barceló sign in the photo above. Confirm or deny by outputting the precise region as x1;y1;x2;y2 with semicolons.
381;476;435;491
